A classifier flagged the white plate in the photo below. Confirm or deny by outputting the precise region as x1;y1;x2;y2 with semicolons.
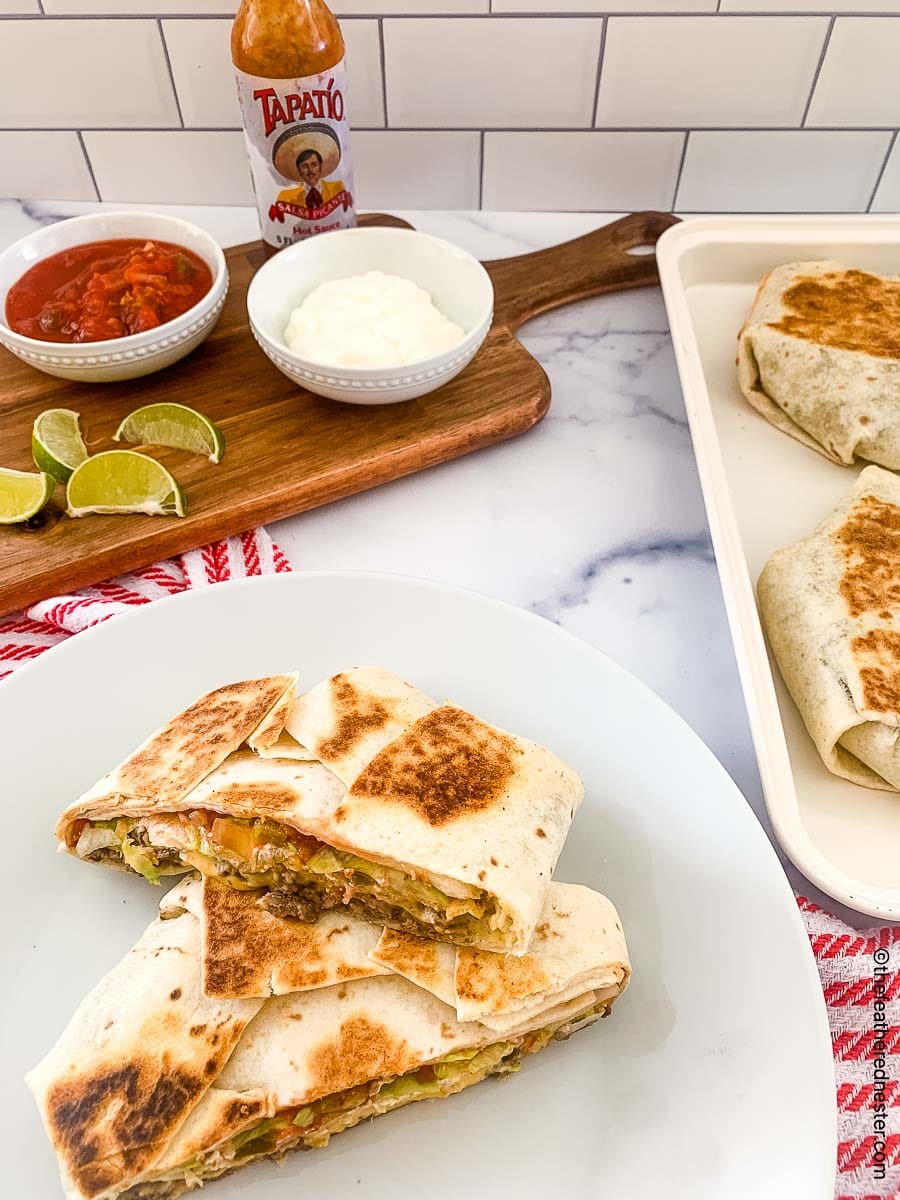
657;216;900;920
0;572;833;1199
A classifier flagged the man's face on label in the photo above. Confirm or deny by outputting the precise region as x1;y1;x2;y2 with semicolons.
297;153;323;186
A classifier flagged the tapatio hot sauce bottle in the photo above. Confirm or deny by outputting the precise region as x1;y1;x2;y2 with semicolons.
232;0;356;249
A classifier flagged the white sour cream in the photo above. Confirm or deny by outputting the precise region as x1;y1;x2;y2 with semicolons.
284;270;465;369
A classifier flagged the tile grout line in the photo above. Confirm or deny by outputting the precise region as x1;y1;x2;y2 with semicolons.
867;128;897;212
377;16;389;128
671;130;689;211
478;129;485;209
157;17;185;128
801;13;834;128
10;124;900;134
6;9;900;18
590;16;607;128
75;129;101;201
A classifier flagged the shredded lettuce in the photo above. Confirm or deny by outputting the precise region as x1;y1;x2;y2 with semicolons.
305;847;343;874
435;1048;481;1064
120;839;161;885
377;1075;443;1100
306;846;454;911
231;1117;287;1153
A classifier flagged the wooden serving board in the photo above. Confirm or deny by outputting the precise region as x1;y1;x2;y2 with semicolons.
0;210;677;617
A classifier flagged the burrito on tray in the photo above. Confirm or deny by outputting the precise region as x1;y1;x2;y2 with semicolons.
56;666;584;953
27;877;630;1200
737;261;900;467
758;465;900;790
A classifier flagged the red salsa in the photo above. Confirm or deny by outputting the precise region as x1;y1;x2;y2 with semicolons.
5;238;213;343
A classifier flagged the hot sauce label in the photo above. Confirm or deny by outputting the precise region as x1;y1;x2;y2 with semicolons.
235;60;356;247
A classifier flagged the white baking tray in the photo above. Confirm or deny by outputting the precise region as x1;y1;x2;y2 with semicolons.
657;216;900;920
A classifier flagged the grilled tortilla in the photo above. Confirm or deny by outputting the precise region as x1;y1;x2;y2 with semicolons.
28;880;627;1200
168;877;631;1028
758;465;900;790
161;876;391;999
737;261;900;467
25;907;263;1200
58;666;583;953
372;882;630;1033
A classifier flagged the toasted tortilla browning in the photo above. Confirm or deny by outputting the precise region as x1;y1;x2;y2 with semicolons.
29;880;628;1200
346;706;523;825
737;261;900;468
109;677;297;808
116;999;607;1200
770;269;900;359
759;465;900;790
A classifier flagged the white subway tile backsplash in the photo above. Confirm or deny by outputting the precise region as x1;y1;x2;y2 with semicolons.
83;131;253;203
353;131;480;208
723;0;900;9
339;20;386;128
495;0;713;10
162;18;383;129
333;0;487;11
677;130;891;213
0;132;97;201
871;136;900;213
0;20;180;128
1;6;898;216
44;0;482;12
384;18;603;128
483;131;682;211
806;19;900;129
163;20;239;127
43;0;228;11
596;16;828;129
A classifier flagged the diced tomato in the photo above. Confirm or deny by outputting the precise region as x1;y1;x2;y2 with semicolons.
67;818;88;848
209;817;261;860
282;828;323;863
5;238;212;344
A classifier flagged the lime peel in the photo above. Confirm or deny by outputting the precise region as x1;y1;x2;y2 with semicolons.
32;408;89;483
0;467;56;524
65;450;186;518
113;402;225;464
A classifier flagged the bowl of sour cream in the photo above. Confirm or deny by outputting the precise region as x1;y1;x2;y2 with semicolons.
246;226;494;404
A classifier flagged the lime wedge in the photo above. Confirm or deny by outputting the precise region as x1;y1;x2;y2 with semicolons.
66;450;186;518
0;466;55;524
32;408;89;482
113;402;225;464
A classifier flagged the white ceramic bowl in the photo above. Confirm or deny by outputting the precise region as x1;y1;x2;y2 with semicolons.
246;226;494;404
0;212;228;383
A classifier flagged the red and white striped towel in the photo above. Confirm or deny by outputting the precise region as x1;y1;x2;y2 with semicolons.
799;897;900;1199
0;530;895;1199
0;527;289;680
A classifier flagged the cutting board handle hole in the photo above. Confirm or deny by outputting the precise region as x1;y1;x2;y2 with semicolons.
623;244;655;256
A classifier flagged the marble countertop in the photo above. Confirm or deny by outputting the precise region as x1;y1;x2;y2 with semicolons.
0;198;856;923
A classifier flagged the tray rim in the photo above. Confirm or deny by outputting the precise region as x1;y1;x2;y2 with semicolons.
657;214;900;920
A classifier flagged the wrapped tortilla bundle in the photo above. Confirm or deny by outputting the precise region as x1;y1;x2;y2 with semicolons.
758;465;900;790
161;875;393;999
372;881;630;1033
56;666;583;954
737;261;900;467
28;878;630;1200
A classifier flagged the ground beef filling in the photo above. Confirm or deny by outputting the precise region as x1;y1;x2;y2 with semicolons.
75;816;501;944
120;1002;608;1200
